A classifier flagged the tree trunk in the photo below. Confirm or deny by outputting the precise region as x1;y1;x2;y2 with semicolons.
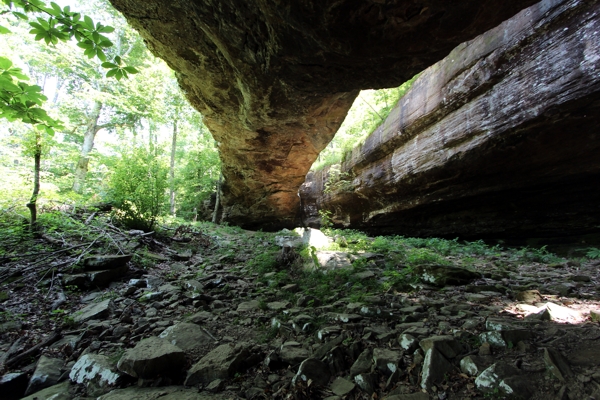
212;173;222;224
73;102;103;193
169;118;178;216
26;143;42;231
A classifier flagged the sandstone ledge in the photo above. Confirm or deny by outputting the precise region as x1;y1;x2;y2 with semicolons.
301;0;600;238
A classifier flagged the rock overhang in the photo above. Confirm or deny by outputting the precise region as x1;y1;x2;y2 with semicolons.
107;0;539;229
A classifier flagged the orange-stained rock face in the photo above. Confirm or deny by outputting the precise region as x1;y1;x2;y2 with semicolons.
108;0;538;229
301;0;600;239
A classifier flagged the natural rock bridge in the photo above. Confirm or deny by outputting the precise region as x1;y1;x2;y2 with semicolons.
109;0;599;237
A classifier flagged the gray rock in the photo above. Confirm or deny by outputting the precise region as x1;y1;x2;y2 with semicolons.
460;355;493;377
474;362;520;393
0;372;28;400
184;280;204;292
420;348;452;390
499;375;533;398
293;358;331;386
350;348;373;377
514;290;542;304
399;334;419;353
158;322;214;351
314;251;353;269
373;348;403;376
21;381;71;400
98;385;231;399
117;336;185;379
419;335;463;359
333;313;362;323
543;348;572;382
544;303;583;323
25;355;64;395
415;265;480;287
267;301;290;311
69;354;122;396
353;373;377;395
89;266;129;286
185;344;250;385
280;341;310;366
83;254;132;270
330;377;355;396
72;299;113;323
237;300;261;312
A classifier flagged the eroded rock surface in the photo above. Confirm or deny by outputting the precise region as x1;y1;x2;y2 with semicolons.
301;0;600;238
107;0;537;229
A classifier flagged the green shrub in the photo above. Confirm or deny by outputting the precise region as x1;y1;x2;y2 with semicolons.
108;146;168;231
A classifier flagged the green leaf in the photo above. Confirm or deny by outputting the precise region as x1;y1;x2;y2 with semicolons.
96;48;107;62
12;11;28;20
106;68;117;78
98;26;114;33
114;55;122;65
29;21;44;30
83;47;96;58
83;15;94;30
76;40;94;49
0;79;20;92
123;66;139;74
101;62;118;69
0;56;13;70
0;25;11;34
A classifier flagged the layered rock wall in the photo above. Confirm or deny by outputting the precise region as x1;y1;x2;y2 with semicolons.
108;0;537;229
301;0;600;238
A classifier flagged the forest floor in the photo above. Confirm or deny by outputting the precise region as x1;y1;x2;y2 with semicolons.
1;206;600;400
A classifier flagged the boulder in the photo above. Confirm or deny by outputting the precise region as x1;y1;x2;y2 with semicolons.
21;381;71;400
292;358;331;386
117;337;185;379
158;322;214;351
185;344;250;386
420;348;453;390
25;355;64;396
69;354;123;396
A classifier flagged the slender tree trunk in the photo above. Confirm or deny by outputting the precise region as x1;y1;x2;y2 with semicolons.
212;173;223;224
73;102;103;193
26;141;42;231
169;118;178;216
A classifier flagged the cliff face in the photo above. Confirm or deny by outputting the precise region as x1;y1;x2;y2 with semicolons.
301;0;600;238
107;0;537;229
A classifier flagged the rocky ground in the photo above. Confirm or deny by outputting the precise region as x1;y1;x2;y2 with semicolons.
1;210;600;399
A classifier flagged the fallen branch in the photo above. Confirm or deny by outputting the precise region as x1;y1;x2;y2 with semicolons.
5;330;62;368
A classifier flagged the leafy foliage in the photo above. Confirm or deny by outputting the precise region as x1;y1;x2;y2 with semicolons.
108;146;168;230
312;74;419;171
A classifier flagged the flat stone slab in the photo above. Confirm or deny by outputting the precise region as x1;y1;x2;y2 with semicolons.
117;337;185;379
158;322;214;351
237;300;261;312
72;299;113;323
